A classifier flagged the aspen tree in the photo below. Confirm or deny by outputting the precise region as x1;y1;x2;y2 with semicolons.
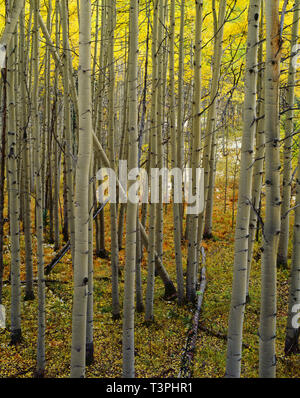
186;0;203;303
135;23;145;304
259;0;281;378
203;3;219;241
204;127;217;238
123;0;139;378
246;7;264;300
285;166;300;352
0;50;6;306
41;2;51;228
177;0;185;173
161;0;168;157
95;0;107;259
176;0;185;236
118;140;128;251
198;0;227;244
0;0;24;48
86;156;94;365
226;0;261;378
7;10;22;346
169;0;184;305
19;8;34;301
31;0;46;376
155;0;164;281
145;0;158;322
61;0;75;263
135;214;144;313
285;132;300;354
92;0;100;106
70;0;92;378
107;0;120;320
45;0;53;244
277;0;300;267
53;0;60;252
284;0;300;355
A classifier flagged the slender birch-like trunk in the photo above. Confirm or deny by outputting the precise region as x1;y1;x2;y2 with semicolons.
31;0;46;377
7;14;22;346
155;0;164;285
53;0;61;252
0;61;6;305
70;0;92;379
186;0;203;303
285;149;300;352
86;156;94;365
61;0;75;263
0;0;24;48
95;0;108;259
177;0;185;237
225;0;261;378
107;0;120;320
169;0;184;306
204;128;217;238
277;0;300;267
20;8;34;301
259;0;281;378
246;9;265;300
285;135;300;354
135;214;144;313
284;0;300;355
123;0;139;378
198;0;227;244
145;0;158;322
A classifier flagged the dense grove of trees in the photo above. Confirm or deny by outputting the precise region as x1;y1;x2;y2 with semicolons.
0;0;300;379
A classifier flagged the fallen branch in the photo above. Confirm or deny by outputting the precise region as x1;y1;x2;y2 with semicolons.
198;324;251;350
44;241;71;276
3;279;69;285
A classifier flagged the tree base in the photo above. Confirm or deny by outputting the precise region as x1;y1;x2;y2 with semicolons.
10;329;22;345
163;281;177;301
136;303;145;313
203;232;213;240
34;369;45;378
112;313;121;321
277;255;288;269
86;342;94;366
285;334;300;356
177;296;187;306
97;249;109;259
24;291;35;301
144;316;155;326
246;294;251;304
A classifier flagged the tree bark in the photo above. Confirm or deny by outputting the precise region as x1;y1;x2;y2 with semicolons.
122;0;139;378
259;0;281;378
70;0;92;378
226;0;261;378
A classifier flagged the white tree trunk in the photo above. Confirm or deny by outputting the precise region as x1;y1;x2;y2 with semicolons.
259;0;281;378
70;0;92;378
122;0;139;378
226;0;261;378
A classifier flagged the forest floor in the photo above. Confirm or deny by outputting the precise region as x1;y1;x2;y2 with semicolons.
0;161;300;378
